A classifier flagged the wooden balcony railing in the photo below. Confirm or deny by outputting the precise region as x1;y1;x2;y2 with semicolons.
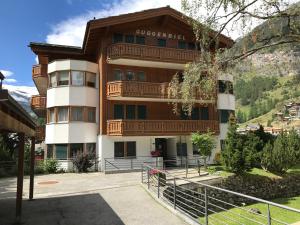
107;119;219;136
107;43;201;64
107;81;216;101
31;95;46;110
32;64;47;79
35;126;45;142
107;81;169;98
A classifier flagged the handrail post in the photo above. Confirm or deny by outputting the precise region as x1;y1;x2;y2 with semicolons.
173;177;176;209
130;158;133;169
147;168;150;189
185;157;188;178
204;187;208;225
141;164;144;183
197;159;200;176
104;159;106;172
157;173;160;198
267;204;271;225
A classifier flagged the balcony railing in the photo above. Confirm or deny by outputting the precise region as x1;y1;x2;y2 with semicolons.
35;126;45;142
107;119;219;136
31;95;46;110
32;64;47;79
107;43;200;64
107;81;215;101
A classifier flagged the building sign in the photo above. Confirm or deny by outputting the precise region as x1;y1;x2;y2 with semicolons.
136;29;185;40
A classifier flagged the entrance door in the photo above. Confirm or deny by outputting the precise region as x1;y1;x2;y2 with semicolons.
155;138;167;159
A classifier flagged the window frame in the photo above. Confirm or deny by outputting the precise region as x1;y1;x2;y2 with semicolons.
57;106;69;123
114;141;136;158
57;70;70;86
71;70;85;86
70;106;84;122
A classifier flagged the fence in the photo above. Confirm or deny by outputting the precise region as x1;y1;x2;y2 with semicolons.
141;164;300;225
104;156;203;174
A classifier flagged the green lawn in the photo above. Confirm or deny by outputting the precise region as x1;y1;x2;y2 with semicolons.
202;165;300;224
199;196;300;225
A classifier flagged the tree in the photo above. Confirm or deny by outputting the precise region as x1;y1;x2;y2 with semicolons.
261;130;300;173
191;131;215;169
169;0;300;114
221;114;252;174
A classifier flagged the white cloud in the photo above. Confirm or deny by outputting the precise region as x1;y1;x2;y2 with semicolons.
35;56;39;64
46;0;182;46
0;70;14;77
3;78;17;83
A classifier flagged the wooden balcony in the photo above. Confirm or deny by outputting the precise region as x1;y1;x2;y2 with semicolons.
32;64;48;95
107;43;201;69
35;126;45;142
31;95;46;117
107;81;215;103
107;119;219;136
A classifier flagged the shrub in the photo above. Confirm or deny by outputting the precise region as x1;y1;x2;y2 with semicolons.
72;152;95;172
44;159;59;173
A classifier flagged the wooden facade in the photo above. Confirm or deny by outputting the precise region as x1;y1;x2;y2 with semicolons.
30;6;233;137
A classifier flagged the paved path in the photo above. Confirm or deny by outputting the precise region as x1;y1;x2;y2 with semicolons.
0;172;187;225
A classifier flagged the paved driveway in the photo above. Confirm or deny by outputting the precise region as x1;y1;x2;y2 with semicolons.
0;172;187;225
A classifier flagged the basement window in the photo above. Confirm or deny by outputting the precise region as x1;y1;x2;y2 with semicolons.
114;142;136;158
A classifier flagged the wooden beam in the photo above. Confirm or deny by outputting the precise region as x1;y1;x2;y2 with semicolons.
29;137;35;200
0;110;35;137
16;133;25;221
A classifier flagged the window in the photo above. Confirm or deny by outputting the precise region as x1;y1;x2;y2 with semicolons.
71;107;83;121
86;143;96;157
178;41;186;49
220;110;234;123
70;143;84;158
86;72;96;87
57;71;69;86
113;33;123;43
188;42;195;50
87;108;96;122
114;142;124;158
126;142;136;157
126;105;136;120
220;140;226;151
136;36;145;45
50;73;57;87
71;71;84;86
200;107;209;120
158;39;166;47
180;110;189;120
125;71;134;81
218;80;233;94
125;35;134;43
55;144;68;159
218;80;227;93
113;69;122;81
193;144;199;155
49;108;55;123
114;142;136;158
47;145;53;158
191;107;200;120
136;71;146;81
114;104;124;119
57;107;68;122
137;105;147;119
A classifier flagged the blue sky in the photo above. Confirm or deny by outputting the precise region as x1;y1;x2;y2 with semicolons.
0;0;116;86
0;0;182;89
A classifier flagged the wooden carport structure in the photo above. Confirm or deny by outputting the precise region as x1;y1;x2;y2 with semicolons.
0;72;36;221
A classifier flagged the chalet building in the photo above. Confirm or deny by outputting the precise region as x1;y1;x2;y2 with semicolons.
29;6;235;170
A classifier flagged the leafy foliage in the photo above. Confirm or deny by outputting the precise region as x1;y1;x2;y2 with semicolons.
261;129;300;173
191;131;215;169
44;159;59;173
72;152;95;173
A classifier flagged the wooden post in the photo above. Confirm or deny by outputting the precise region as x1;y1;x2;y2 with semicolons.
16;132;25;220
29;136;35;200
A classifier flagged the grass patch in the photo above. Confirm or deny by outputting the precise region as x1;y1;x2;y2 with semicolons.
199;196;300;225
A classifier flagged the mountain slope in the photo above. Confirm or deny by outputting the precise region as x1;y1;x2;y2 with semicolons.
3;84;38;118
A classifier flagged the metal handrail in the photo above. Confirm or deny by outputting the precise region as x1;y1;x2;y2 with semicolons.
144;164;300;214
142;164;300;225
